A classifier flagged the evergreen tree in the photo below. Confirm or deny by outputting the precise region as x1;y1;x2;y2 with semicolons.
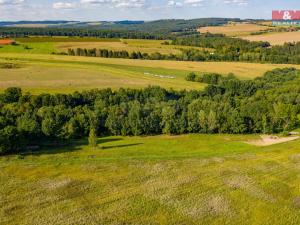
88;128;97;149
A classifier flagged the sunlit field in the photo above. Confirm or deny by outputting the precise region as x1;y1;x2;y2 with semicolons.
1;53;300;93
0;37;212;55
243;31;300;45
198;22;300;45
2;134;300;225
198;23;274;37
1;21;300;225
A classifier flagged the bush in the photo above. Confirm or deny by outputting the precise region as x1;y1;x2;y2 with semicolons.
88;128;98;149
185;72;196;81
3;87;22;103
0;126;25;155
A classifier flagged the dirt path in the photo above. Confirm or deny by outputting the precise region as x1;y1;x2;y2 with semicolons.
246;135;299;146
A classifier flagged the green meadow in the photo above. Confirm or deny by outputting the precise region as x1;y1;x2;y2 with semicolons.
0;42;56;54
2;134;300;225
1;37;300;94
1;52;300;94
2;36;300;225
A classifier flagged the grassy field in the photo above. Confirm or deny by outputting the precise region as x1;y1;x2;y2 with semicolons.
1;36;300;94
198;22;300;45
1;53;300;93
243;31;300;45
55;39;185;55
198;23;274;37
0;42;56;54
0;37;211;55
0;54;203;93
1;134;300;224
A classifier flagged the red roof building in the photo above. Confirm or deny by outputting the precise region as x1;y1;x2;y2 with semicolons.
0;39;15;45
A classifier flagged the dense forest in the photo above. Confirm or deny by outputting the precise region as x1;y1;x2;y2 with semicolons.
1;68;300;155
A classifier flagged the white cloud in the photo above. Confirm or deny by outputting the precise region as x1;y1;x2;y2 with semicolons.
184;0;204;7
224;0;248;6
81;0;146;8
0;0;24;5
80;0;108;4
53;2;76;9
115;0;145;8
167;0;183;7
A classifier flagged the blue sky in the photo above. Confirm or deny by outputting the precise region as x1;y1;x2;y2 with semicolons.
0;0;299;21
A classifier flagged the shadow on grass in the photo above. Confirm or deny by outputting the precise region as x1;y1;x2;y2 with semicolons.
101;143;142;150
22;137;125;156
98;137;123;145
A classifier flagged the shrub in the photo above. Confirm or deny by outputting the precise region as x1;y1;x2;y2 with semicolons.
185;72;196;81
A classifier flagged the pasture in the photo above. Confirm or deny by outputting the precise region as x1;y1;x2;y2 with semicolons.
1;53;300;93
0;54;203;93
1;134;300;224
55;39;184;55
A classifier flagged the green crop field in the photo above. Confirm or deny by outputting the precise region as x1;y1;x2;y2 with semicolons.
0;42;56;54
0;37;212;55
1;53;300;93
2;134;300;225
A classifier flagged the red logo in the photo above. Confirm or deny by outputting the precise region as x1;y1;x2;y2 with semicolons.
272;10;300;20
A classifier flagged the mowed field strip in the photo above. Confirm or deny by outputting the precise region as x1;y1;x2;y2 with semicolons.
198;22;300;45
243;31;300;45
1;53;300;93
198;23;274;37
2;134;300;224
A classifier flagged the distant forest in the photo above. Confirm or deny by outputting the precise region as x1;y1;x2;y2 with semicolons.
0;18;242;36
1;68;300;154
0;27;164;40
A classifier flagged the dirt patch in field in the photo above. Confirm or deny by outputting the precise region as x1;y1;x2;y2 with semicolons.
289;154;300;163
40;178;72;190
183;194;232;218
205;195;232;216
293;197;300;208
246;135;299;146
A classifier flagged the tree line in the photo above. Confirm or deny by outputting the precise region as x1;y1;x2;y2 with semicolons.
0;27;165;40
172;34;300;64
66;48;177;60
1;68;300;155
65;41;300;64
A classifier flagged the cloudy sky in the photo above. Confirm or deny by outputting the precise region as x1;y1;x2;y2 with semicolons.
0;0;299;21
